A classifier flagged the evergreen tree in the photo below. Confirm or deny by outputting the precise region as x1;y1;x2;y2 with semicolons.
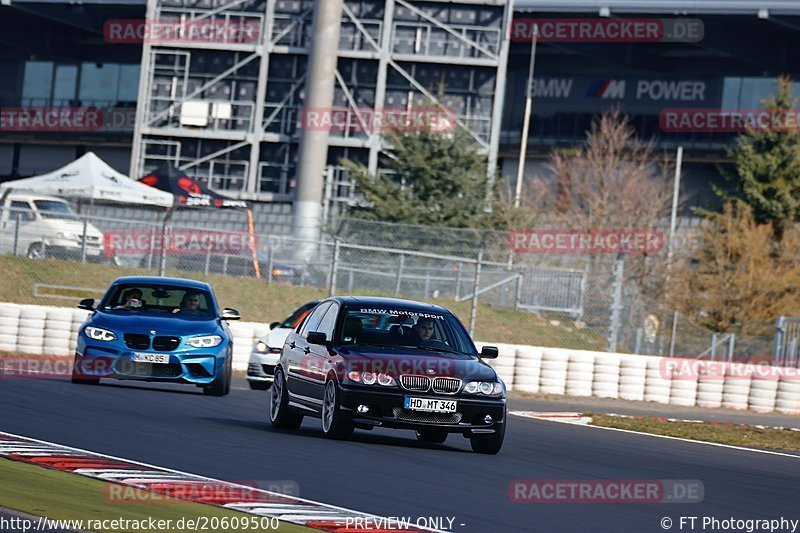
342;127;493;228
715;76;800;239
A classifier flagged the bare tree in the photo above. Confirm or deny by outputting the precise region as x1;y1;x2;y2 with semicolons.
497;112;676;295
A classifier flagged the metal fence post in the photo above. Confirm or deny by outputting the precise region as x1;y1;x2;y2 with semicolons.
80;218;88;263
204;242;212;276
774;316;786;366
12;214;21;256
727;333;736;362
607;256;624;352
455;263;463;300
158;227;168;277
468;241;484;338
669;310;678;357
635;327;642;355
146;226;156;270
514;273;523;309
328;237;340;296
394;254;405;296
266;243;274;284
711;333;718;360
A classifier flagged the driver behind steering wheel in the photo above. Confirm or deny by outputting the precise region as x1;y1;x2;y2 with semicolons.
410;317;438;345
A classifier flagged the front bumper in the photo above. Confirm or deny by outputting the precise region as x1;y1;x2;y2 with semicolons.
76;338;225;384
245;351;280;384
46;244;103;259
337;385;506;435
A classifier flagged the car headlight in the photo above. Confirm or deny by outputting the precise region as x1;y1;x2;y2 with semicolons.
463;381;503;396
84;326;116;342
255;341;268;353
57;232;79;241
346;371;396;387
187;335;223;348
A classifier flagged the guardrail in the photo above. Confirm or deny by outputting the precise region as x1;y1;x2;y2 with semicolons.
2;302;797;415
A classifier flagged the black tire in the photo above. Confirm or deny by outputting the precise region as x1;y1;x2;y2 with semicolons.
269;369;303;429
321;379;353;440
415;429;448;444
71;355;100;385
470;422;506;454
204;355;232;396
248;381;270;391
26;242;46;260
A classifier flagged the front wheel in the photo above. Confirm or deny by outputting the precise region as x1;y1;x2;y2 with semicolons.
415;429;448;444
270;369;303;429
26;242;46;260
203;355;231;396
470;422;505;454
321;380;353;440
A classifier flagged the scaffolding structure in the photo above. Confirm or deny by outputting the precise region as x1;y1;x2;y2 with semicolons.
130;0;512;218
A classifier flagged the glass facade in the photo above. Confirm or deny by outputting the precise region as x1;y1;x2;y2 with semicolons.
21;61;140;107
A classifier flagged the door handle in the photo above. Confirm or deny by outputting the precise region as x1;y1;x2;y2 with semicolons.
289;342;296;349
303;347;310;354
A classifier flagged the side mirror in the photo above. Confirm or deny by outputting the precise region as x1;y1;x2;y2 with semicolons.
306;331;328;346
270;321;280;330
78;298;95;311
221;308;241;320
480;346;499;359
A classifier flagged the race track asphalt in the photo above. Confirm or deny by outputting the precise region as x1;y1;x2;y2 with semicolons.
1;377;798;533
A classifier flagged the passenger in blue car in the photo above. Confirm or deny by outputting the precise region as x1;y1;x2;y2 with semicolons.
172;291;204;316
113;288;143;310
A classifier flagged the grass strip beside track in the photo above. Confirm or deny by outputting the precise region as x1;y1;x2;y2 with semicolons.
0;457;313;533
587;413;800;452
0;255;607;350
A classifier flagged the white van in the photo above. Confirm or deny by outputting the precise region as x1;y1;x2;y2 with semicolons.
0;192;104;260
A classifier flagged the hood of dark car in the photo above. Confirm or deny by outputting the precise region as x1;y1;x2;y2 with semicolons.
89;311;222;336
334;346;498;382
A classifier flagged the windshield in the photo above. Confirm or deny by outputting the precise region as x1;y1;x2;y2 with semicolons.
101;284;214;317
337;306;475;355
280;302;318;329
33;200;79;220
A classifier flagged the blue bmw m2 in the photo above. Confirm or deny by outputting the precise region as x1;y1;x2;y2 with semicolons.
72;276;240;396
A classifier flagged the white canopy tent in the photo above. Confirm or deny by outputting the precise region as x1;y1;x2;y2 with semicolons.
0;152;174;207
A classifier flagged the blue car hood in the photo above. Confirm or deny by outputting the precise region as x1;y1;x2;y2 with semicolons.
89;311;222;336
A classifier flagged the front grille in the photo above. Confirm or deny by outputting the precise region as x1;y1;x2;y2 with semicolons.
400;375;430;391
392;408;462;425
432;377;461;394
153;336;180;351
261;364;276;376
247;363;262;376
124;333;150;350
115;360;182;377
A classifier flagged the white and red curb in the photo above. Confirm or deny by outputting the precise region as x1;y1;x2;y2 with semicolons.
0;431;435;532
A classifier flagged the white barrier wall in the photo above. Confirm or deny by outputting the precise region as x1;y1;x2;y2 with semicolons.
0;302;266;371
1;302;799;415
